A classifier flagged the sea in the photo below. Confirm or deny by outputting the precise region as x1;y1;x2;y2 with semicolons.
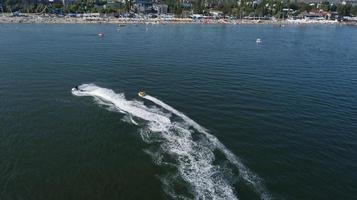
0;23;356;200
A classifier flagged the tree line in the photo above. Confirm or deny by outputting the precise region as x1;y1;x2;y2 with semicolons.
1;0;357;17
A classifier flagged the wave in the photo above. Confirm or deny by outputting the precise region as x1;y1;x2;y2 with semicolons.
72;84;270;199
143;95;271;200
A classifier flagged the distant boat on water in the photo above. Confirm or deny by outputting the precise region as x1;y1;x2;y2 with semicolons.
256;38;262;43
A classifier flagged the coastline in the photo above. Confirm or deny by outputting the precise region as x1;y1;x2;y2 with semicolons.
1;14;356;26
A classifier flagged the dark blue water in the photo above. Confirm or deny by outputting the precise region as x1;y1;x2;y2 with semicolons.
0;24;356;200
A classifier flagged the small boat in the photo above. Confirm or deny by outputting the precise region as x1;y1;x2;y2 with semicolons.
98;32;104;37
138;91;145;97
256;38;262;43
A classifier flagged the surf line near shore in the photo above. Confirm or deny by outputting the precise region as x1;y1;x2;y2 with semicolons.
72;83;271;199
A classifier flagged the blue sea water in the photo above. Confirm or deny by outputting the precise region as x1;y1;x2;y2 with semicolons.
0;23;356;199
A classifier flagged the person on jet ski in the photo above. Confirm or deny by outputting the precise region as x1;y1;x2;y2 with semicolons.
74;86;84;92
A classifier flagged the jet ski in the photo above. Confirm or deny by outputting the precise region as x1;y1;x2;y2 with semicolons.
72;86;83;92
138;91;145;97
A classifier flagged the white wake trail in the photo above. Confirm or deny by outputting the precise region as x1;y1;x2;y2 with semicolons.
143;95;271;200
72;84;170;125
72;84;239;200
143;95;208;133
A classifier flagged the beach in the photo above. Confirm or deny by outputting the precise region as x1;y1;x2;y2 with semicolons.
1;13;356;25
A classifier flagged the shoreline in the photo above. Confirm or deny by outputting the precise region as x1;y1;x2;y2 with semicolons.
1;15;356;26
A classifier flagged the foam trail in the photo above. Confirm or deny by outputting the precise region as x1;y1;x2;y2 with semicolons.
72;84;238;200
143;95;208;133
144;95;271;200
121;115;139;125
72;84;170;124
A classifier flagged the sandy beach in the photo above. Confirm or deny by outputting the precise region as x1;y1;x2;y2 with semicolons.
1;13;356;26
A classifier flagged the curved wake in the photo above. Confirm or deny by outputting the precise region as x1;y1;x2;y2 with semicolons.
72;84;270;199
143;95;271;200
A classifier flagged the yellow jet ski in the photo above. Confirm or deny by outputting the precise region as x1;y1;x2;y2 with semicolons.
138;91;145;97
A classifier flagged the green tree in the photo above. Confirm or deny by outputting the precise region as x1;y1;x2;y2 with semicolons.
124;0;132;12
298;3;312;13
193;0;204;14
337;4;352;16
351;6;357;16
222;1;234;15
320;1;330;12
